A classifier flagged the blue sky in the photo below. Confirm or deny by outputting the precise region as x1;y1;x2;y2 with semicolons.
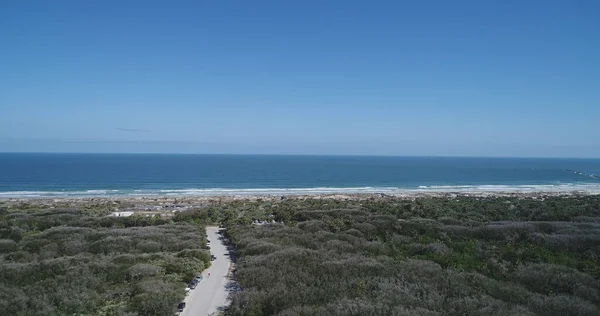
1;0;599;157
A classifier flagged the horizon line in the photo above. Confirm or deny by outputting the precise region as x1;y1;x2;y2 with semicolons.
0;151;599;160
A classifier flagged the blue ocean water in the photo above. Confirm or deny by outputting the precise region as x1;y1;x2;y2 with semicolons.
1;153;600;198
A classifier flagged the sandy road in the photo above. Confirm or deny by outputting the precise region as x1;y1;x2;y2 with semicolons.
180;226;232;316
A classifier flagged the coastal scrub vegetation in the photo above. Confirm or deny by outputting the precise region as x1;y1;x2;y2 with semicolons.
0;206;210;316
208;195;600;316
2;194;600;315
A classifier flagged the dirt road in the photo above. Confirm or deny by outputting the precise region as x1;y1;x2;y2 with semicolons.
180;226;232;316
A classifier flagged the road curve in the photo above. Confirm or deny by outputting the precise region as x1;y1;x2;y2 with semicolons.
180;226;232;316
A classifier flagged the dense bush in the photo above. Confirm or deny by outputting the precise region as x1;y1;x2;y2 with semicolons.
0;208;209;316
2;194;600;315
221;195;600;316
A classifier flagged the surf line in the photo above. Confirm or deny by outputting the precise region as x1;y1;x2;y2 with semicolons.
564;169;600;180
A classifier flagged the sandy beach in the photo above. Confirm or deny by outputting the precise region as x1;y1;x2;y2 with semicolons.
2;190;598;213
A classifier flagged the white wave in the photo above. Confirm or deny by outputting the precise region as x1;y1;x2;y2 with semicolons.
0;191;48;195
2;184;600;199
85;190;107;194
0;189;122;198
414;183;600;193
138;185;600;196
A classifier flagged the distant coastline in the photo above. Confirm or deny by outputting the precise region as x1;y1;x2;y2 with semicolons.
2;187;600;202
2;153;600;199
1;184;600;199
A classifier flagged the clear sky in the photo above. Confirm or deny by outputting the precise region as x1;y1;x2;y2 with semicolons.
1;0;599;157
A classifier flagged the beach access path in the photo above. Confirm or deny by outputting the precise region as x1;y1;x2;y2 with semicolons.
180;226;233;316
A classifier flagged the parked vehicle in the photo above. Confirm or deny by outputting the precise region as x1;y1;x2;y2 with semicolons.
188;279;198;289
210;254;216;261
177;302;186;312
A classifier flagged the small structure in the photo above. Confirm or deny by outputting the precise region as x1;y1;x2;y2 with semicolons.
110;211;134;217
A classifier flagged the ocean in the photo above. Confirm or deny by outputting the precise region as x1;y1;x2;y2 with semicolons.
1;153;600;198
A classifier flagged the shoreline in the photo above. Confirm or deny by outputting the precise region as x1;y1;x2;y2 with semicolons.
1;190;599;205
2;183;600;200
